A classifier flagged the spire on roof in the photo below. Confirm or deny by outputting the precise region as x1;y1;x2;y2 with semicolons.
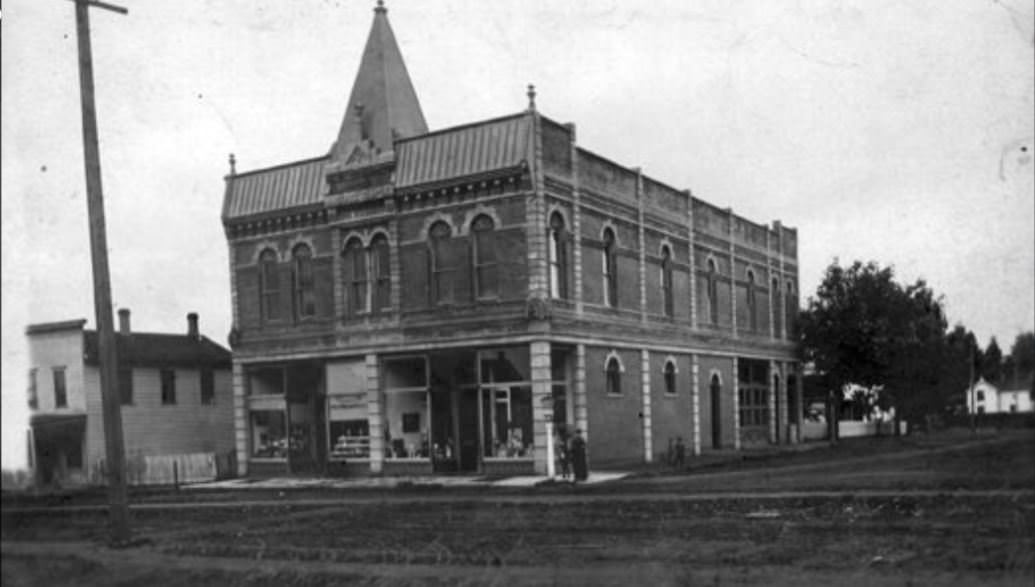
329;2;427;163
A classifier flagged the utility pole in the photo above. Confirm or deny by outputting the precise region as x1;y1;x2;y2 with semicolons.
71;0;130;544
969;338;976;434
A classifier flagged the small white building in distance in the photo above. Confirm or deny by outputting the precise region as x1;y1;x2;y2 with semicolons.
966;377;1034;414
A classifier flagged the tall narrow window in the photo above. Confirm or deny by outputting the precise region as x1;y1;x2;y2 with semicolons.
772;277;782;336
160;369;177;405
472;215;498;298
118;367;133;405
28;368;38;410
606;356;622;395
53;367;67;408
661;246;673;317
370;234;391;312
342;237;367;317
259;249;281;322
746;270;757;331
707;259;719;324
429;221;454;304
785;280;796;337
293;244;316;320
603;228;617;307
664;360;677;395
549;212;568;299
200;369;215;405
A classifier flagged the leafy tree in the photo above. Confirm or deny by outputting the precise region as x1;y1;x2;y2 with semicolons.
1005;332;1034;393
981;337;1003;384
943;324;981;413
799;260;950;437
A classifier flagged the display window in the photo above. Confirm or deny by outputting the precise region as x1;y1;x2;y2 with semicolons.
251;410;287;459
328;393;369;459
481;386;533;459
384;390;430;459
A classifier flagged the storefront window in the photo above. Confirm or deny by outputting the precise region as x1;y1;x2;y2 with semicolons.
384;390;429;459
482;386;533;459
328;393;369;459
251;410;287;458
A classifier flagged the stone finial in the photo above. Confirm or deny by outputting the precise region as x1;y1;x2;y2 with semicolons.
375;0;386;14
228;153;236;176
527;84;537;111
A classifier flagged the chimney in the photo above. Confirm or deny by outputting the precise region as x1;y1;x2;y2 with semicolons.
187;312;199;341
118;308;131;335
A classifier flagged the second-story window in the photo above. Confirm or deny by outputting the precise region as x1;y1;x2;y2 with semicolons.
707;259;719;324
293;244;316;320
161;369;177;405
429;221;454;305
549;212;568;299
119;367;133;405
259;249;281;322
343;237;367;317
28;368;38;410
472;215;498;298
772;277;782;336
371;234;391;312
603;228;617;307
53;367;67;408
785;280;796;337
746;269;758;331
200;369;215;405
661;246;673;317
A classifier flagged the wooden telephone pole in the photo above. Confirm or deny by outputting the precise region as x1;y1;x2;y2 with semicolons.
72;0;130;544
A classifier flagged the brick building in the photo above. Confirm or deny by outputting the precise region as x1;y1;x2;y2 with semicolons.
222;3;802;477
26;311;233;486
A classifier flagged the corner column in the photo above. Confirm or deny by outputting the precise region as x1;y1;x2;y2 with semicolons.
530;341;552;475
641;349;652;462
574;343;588;441
232;360;248;476
365;354;384;473
568;123;584;315
691;353;701;456
732;356;741;450
768;361;778;444
728;208;737;339
636;169;647;324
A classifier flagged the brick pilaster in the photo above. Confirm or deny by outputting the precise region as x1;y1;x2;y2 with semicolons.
568;123;584;315
732;356;741;450
636;168;647;324
687;191;697;330
728;208;737;339
365;353;383;473
691;353;701;456
574;343;588;441
641;349;652;462
530;341;552;474
232;361;248;476
768;361;778;444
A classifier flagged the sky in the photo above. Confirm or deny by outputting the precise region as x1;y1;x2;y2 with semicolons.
2;0;1033;469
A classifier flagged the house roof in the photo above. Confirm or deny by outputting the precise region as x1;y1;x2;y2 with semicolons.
26;319;89;335
328;1;427;162
83;331;231;369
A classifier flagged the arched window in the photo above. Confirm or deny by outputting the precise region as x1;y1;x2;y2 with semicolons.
707;259;719;324
746;269;757;331
661;246;673;317
259;249;280;322
292;244;316;320
370;234;391;312
549;212;568;299
771;277;782;336
429;221;453;305
471;215;498;298
785;280;796;337
606;356;622;395
342;237;367;317
664;360;677;395
603;228;617;307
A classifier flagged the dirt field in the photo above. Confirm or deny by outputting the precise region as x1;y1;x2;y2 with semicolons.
3;429;1033;586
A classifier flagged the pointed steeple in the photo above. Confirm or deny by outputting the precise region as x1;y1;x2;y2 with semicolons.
329;1;428;163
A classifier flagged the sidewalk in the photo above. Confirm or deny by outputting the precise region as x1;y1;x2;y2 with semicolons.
188;471;631;490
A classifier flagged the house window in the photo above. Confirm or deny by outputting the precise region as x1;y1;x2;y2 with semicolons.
549;212;568;299
342;237;367;317
292;244;316;320
53;367;67;408
472;215;498;298
707;259;719;324
746;270;758;331
605;356;622;395
661;246;673;317
429;221;454;304
664;360;677;395
28;368;38;410
160;369;177;405
118;367;133;405
976;390;985;401
200;369;215;405
371;234;391;312
259;249;281;322
603;228;617;307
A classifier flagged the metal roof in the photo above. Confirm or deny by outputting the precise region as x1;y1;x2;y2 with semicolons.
222;157;327;220
394;114;532;189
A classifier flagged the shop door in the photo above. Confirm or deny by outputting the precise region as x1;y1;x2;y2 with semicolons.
457;390;480;472
710;375;722;449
